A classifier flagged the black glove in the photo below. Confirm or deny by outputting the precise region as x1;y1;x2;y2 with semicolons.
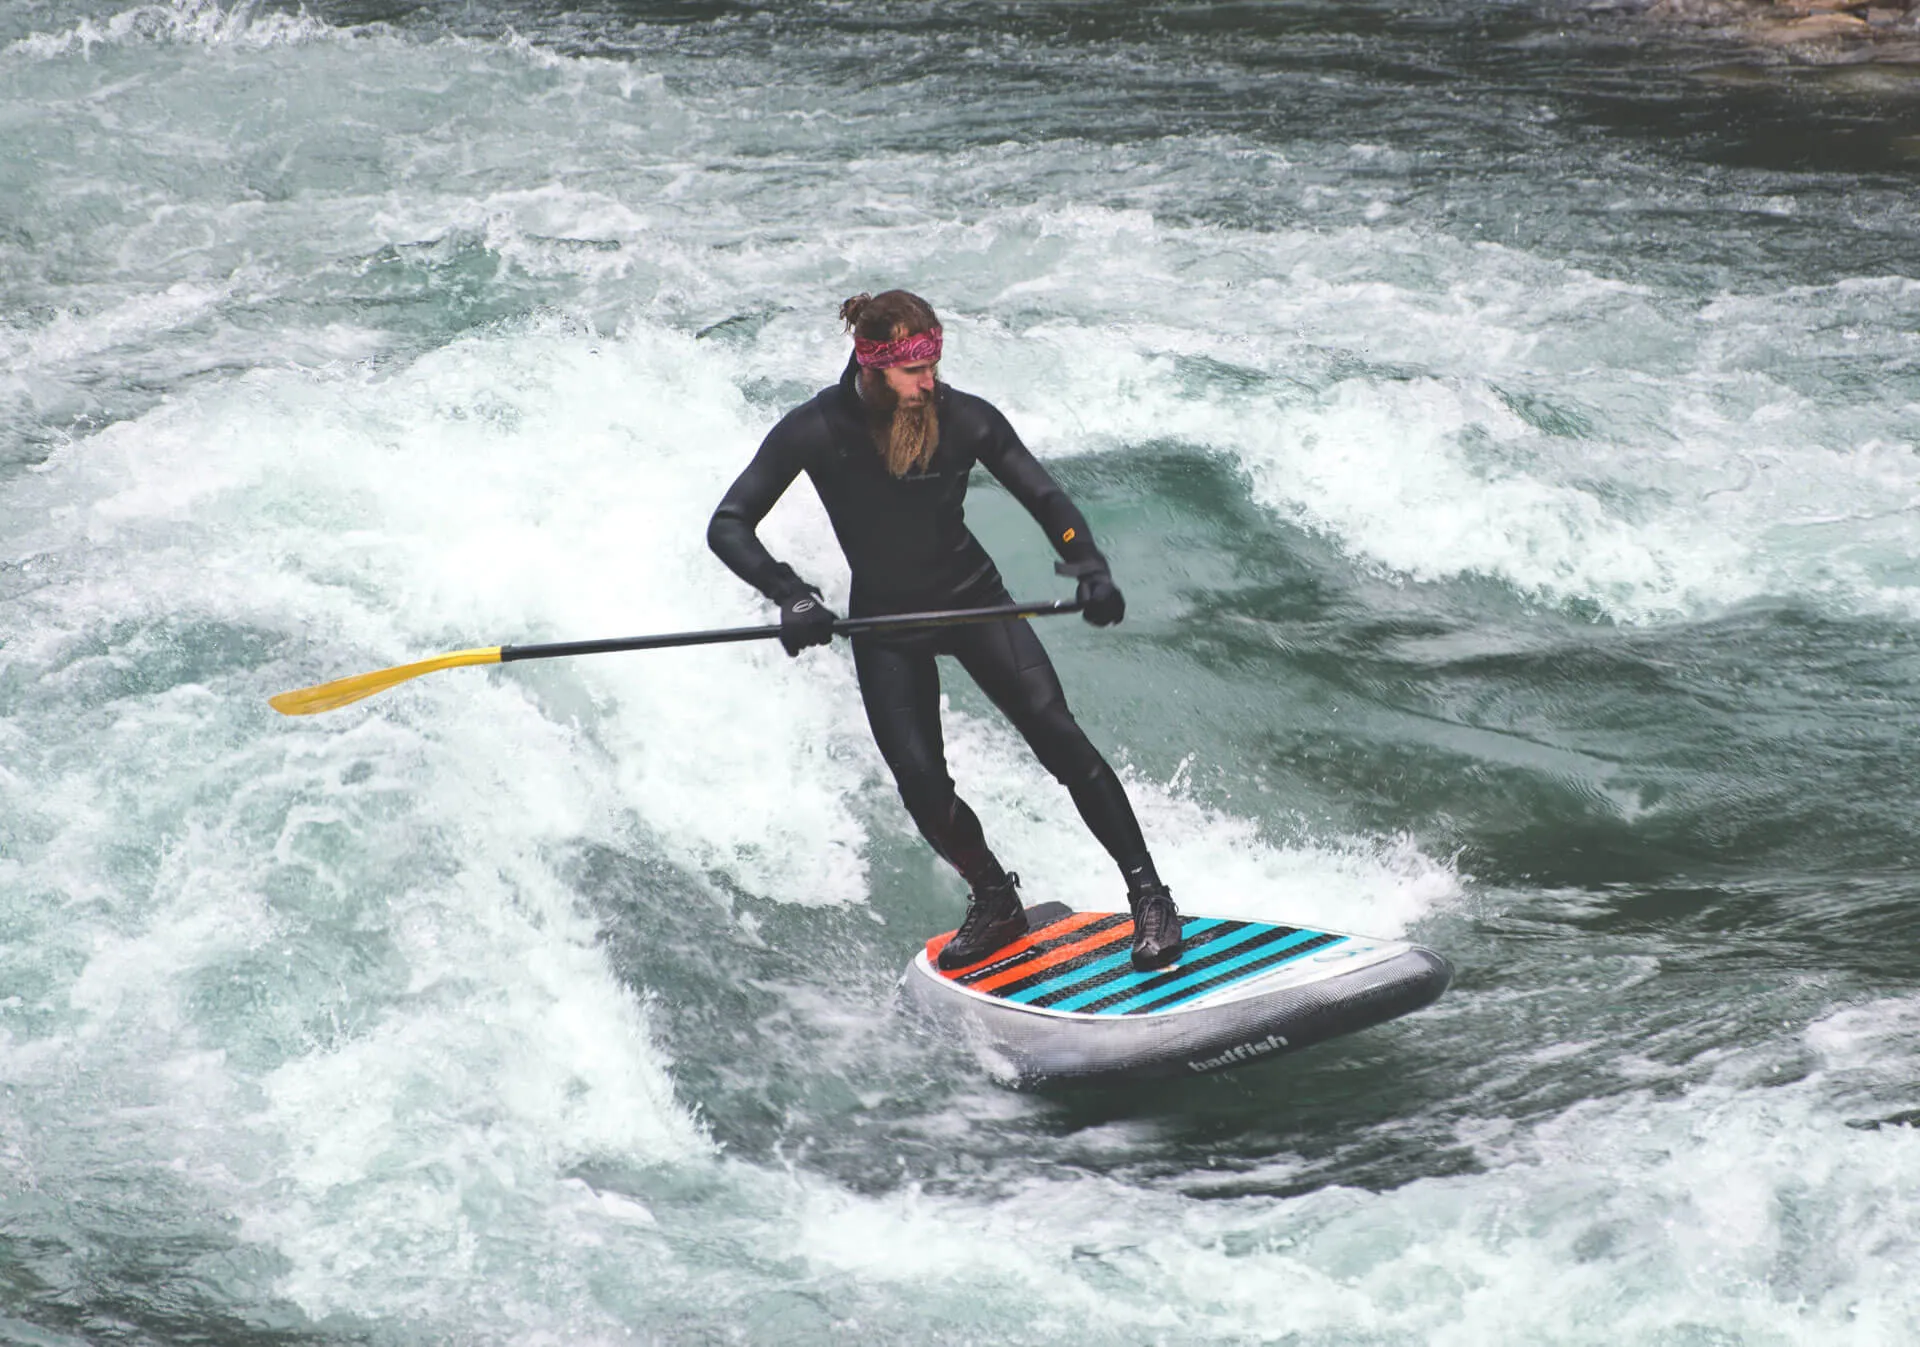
1056;557;1125;627
775;583;838;656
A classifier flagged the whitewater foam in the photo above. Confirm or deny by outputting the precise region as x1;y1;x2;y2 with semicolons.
14;2;1920;625
782;999;1920;1343
5;0;347;59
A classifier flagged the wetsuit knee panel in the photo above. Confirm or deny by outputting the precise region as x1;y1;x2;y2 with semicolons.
1017;705;1107;784
896;771;958;824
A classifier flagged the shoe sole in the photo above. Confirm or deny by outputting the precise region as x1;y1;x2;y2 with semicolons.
1131;944;1182;972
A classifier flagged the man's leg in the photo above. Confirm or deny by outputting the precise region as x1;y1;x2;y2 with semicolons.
950;616;1182;969
949;615;1154;882
851;634;1026;968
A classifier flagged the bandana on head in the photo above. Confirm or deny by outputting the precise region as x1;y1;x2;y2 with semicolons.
853;325;942;369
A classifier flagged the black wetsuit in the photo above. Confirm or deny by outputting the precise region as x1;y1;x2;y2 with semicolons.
707;357;1154;889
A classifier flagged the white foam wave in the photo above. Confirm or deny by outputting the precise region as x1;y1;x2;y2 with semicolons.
848;210;1920;624
6;0;346;59
0;282;228;368
14;0;1920;625
781;997;1920;1342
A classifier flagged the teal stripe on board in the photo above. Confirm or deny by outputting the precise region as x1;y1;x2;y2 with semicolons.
1063;924;1312;1016
1105;931;1342;1015
1042;920;1279;1014
1062;923;1313;1015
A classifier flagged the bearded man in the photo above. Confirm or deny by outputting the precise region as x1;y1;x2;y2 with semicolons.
707;290;1182;971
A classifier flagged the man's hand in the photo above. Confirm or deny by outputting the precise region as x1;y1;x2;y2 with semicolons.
1057;557;1125;627
778;588;838;656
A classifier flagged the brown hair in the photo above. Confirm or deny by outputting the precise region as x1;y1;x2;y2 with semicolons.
839;290;940;343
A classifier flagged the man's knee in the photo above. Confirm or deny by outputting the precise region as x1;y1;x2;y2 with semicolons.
896;770;957;827
1021;705;1106;785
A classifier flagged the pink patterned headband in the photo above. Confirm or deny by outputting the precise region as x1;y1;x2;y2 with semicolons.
854;325;943;369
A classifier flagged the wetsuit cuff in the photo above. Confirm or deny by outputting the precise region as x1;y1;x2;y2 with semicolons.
763;563;817;605
1054;554;1110;580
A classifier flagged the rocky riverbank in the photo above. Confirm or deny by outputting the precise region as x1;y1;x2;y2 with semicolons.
1646;0;1920;61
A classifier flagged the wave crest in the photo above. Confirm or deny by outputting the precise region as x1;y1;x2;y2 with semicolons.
7;0;347;59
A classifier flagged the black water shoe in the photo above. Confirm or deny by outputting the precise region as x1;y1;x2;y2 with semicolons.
1128;883;1183;970
937;873;1027;971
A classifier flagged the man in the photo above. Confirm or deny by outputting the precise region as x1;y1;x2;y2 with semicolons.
707;290;1182;972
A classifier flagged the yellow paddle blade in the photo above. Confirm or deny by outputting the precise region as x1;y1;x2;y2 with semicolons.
269;647;503;716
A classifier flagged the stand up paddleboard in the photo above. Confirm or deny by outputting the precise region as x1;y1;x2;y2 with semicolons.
900;901;1451;1083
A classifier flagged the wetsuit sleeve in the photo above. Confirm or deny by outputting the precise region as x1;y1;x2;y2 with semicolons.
973;401;1105;566
707;409;817;602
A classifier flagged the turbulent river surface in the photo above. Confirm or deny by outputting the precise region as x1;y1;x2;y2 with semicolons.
4;0;1920;1341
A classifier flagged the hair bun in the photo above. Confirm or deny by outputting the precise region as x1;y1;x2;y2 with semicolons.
839;293;873;330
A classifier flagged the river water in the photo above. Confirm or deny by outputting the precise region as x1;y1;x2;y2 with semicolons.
4;1;1920;1341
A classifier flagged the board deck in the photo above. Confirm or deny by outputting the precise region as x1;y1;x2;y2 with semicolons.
904;900;1451;1082
926;904;1361;1019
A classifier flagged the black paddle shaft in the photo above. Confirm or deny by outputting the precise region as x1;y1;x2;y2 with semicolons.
497;597;1087;663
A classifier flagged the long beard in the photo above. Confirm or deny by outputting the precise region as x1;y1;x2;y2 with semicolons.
863;368;940;477
882;399;940;477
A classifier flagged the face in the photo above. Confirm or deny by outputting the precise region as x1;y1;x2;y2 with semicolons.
875;359;936;407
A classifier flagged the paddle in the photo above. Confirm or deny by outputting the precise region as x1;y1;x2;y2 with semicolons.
269;596;1087;716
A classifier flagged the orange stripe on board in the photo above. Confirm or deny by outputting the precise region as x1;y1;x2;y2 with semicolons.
967;918;1134;993
924;911;1106;979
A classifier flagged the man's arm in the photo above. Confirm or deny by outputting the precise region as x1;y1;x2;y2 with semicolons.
973;400;1104;567
707;409;818;603
973;398;1126;626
